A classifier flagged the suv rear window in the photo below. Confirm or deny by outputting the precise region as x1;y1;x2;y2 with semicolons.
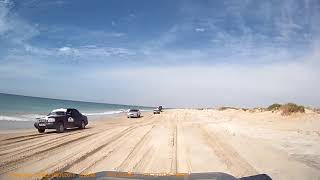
129;109;138;112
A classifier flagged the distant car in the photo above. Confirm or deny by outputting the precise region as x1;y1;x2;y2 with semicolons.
153;108;160;114
127;109;141;118
34;108;88;133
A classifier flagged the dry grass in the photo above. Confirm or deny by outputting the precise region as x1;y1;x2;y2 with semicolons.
218;103;306;116
314;108;320;114
218;107;239;111
280;103;305;116
266;103;305;115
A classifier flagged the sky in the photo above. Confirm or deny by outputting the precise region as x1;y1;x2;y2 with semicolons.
0;0;319;108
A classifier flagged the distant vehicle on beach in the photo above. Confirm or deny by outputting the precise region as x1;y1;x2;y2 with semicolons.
34;108;88;133
127;109;141;118
153;108;160;114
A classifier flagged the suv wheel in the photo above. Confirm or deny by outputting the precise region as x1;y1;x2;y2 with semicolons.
79;121;85;129
38;128;45;133
56;122;65;133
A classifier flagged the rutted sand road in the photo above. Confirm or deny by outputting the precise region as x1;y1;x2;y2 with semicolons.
0;109;320;180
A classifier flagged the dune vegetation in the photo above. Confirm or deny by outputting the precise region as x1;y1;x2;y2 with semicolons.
267;103;305;115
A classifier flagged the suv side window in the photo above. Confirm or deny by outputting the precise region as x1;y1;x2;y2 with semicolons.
73;109;81;116
71;109;82;118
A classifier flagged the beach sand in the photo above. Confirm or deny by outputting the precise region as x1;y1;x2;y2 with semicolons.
0;109;319;179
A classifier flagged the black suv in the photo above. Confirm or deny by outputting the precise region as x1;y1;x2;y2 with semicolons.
34;108;88;133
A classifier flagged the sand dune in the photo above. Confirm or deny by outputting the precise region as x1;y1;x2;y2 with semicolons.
0;109;319;179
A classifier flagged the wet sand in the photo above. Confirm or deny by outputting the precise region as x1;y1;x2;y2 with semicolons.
0;120;34;131
0;109;319;180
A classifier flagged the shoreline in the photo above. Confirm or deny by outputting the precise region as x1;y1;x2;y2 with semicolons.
0;112;128;133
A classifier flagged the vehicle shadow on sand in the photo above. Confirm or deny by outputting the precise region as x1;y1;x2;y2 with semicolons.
44;127;92;134
128;116;144;118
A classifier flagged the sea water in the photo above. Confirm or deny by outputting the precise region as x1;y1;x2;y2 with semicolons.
0;93;151;122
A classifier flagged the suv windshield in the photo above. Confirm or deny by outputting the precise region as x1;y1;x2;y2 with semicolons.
0;1;317;180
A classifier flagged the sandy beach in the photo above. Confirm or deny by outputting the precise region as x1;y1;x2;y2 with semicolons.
0;109;319;180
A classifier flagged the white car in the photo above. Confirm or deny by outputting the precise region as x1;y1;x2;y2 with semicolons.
153;108;160;114
127;109;141;118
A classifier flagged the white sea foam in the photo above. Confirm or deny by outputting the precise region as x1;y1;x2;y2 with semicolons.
0;114;43;121
83;110;125;116
0;109;151;121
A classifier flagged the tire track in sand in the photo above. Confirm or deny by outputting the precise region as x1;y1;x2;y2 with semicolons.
0;134;47;146
170;124;178;174
0;131;85;156
19;127;128;176
47;119;158;175
42;126;135;175
176;111;191;173
132;147;155;173
0;130;92;162
1;133;45;141
115;125;156;171
169;112;178;174
199;125;257;177
76;117;160;174
70;125;154;174
0;132;97;175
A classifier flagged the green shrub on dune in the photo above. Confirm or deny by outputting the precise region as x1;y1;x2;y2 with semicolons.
218;107;239;111
267;103;305;115
281;103;305;115
267;103;282;111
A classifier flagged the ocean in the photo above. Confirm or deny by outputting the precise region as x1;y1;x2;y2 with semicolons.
0;93;152;122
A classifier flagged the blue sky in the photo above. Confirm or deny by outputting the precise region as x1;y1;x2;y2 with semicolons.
0;0;319;107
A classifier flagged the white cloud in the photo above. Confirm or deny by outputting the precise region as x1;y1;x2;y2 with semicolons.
0;0;11;35
22;45;134;60
195;28;205;32
58;46;79;56
57;46;134;58
82;55;320;107
0;0;39;43
59;47;71;52
0;54;51;79
111;32;125;37
24;44;55;56
85;30;125;38
1;46;319;107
